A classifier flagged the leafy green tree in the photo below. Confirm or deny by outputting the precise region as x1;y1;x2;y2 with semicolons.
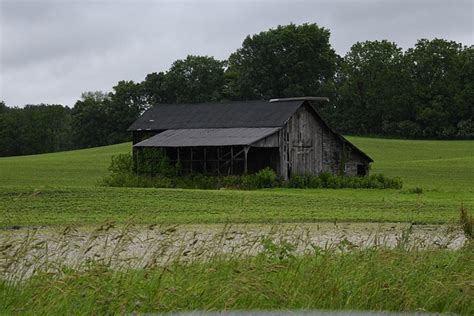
227;23;337;99
0;104;72;156
0;104;20;156
71;91;110;148
404;39;468;138
0;101;7;114
456;45;474;138
140;72;174;105
331;40;411;135
165;55;225;103
106;80;145;143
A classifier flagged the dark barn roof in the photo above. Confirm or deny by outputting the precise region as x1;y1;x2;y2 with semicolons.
128;99;373;162
127;100;303;131
134;128;280;147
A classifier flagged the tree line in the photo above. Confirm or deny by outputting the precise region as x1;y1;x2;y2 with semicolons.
1;23;472;157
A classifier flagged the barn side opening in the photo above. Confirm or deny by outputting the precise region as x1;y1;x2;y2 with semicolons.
134;145;279;176
246;147;279;174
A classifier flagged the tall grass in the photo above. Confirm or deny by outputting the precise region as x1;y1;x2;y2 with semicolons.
0;223;472;314
460;204;473;239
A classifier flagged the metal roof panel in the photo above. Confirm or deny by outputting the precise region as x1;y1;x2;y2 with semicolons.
133;127;281;147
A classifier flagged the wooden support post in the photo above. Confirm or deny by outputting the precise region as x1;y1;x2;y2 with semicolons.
244;146;249;174
203;147;207;174
135;147;139;176
190;147;193;173
151;149;154;176
230;146;234;175
217;147;221;176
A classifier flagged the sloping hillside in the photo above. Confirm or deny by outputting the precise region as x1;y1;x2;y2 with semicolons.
0;143;130;188
0;137;472;190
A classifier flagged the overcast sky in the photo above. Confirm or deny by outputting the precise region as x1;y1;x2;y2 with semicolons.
1;0;472;107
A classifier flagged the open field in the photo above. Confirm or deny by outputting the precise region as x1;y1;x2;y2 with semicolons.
349;137;474;191
0;138;473;226
1;186;472;227
1;137;473;314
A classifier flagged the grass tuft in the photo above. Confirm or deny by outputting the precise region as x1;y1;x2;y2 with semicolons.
460;204;473;239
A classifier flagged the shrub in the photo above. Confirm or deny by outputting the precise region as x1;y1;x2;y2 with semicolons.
157;154;175;177
307;175;322;188
241;175;258;190
287;175;307;188
254;167;278;188
221;175;243;189
103;155;403;190
108;154;133;175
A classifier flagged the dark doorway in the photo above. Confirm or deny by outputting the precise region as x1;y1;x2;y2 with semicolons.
357;164;367;176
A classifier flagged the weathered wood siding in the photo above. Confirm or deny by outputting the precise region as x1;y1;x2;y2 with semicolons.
277;104;370;179
344;150;370;176
252;132;279;147
278;105;323;179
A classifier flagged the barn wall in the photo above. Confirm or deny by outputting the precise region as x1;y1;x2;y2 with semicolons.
321;125;343;174
319;119;371;176
252;132;279;147
278;105;323;179
278;104;371;179
344;150;370;176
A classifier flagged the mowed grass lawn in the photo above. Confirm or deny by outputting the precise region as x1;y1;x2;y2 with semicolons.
0;138;472;226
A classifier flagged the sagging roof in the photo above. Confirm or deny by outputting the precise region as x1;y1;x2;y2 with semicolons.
127;100;303;131
134;127;281;148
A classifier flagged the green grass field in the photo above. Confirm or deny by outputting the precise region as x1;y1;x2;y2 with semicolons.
1;137;473;314
0;137;473;226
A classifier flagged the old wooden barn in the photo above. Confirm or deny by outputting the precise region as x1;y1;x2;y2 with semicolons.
128;97;373;179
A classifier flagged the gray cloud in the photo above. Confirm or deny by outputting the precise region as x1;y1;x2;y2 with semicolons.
1;0;472;106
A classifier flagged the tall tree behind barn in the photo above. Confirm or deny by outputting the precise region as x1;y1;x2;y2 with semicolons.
128;97;373;179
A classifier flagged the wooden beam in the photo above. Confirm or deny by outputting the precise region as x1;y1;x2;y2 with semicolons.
244;146;249;174
219;147;246;174
203;147;207;174
217;147;221;176
230;146;234;175
135;147;139;176
190;147;193;173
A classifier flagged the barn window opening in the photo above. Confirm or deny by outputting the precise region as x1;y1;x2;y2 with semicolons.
357;164;367;176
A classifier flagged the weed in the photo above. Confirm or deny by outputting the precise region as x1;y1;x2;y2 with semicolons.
408;187;424;194
459;204;473;239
